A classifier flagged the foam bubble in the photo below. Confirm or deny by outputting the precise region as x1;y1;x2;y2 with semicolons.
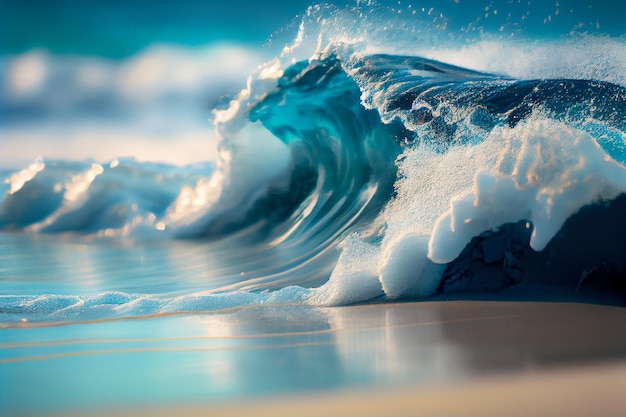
309;235;383;306
379;233;444;298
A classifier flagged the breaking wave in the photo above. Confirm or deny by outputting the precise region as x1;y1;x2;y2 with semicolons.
2;2;626;323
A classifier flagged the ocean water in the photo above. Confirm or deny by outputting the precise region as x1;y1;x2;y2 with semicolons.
1;0;626;413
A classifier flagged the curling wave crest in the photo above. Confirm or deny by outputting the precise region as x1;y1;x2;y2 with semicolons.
2;5;626;323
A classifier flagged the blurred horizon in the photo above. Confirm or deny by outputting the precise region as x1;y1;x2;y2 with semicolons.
0;0;342;58
1;0;623;169
3;1;624;57
0;0;358;169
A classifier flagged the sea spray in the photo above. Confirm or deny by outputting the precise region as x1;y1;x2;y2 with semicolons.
2;2;626;322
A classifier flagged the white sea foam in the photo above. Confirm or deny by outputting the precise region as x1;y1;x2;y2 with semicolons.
380;233;445;298
427;120;626;261
421;36;626;87
2;3;625;318
313;117;626;303
292;4;626;304
309;235;383;305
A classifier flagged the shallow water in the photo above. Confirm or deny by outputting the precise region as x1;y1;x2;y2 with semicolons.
2;301;626;415
0;233;228;295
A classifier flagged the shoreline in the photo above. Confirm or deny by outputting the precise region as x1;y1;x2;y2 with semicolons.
2;300;625;416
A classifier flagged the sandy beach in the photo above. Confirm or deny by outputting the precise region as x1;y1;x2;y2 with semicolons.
77;362;626;417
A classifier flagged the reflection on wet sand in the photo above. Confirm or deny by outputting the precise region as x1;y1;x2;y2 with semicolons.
1;301;625;416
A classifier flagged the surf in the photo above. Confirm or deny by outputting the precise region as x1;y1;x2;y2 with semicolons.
2;2;626;323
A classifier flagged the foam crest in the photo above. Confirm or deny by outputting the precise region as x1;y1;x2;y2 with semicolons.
424;36;626;88
428;120;626;262
6;158;45;194
0;158;199;234
0;287;313;324
315;118;626;303
163;122;293;237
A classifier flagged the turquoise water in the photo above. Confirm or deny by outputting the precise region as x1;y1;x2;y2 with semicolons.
1;1;626;415
3;302;625;415
1;0;343;57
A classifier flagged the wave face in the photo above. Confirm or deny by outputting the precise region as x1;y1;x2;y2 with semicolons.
2;2;626;323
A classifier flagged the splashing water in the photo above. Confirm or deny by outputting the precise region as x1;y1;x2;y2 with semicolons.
2;1;626;324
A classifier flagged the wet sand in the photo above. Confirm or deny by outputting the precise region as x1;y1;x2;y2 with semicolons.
2;300;625;416
80;362;626;417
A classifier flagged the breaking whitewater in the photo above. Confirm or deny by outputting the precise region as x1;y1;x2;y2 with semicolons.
2;4;626;323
